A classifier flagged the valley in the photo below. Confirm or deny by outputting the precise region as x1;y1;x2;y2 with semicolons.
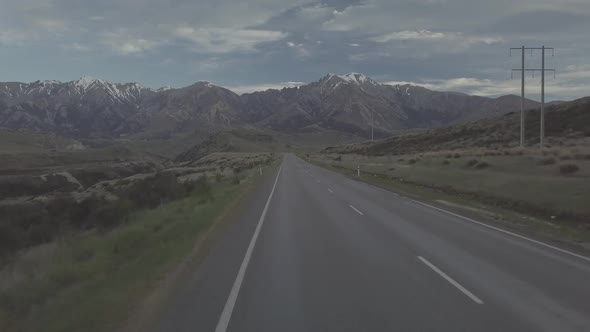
1;73;588;332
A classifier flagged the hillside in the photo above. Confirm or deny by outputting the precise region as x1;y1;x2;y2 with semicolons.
324;97;590;155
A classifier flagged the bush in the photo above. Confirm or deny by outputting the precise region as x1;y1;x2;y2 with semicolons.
442;160;450;165
408;159;417;164
475;161;490;169
466;159;478;167
334;155;342;161
122;172;188;209
453;153;461;159
231;176;241;185
537;157;556;165
559;164;580;175
215;173;224;182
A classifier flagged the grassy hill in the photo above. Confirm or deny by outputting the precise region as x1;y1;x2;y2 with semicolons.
324;97;590;156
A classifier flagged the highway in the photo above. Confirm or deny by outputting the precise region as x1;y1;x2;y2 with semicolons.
151;153;590;332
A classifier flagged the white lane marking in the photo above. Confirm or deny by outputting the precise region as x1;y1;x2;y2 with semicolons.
316;178;321;183
410;199;590;263
214;164;283;332
328;188;334;194
349;205;364;216
418;256;484;305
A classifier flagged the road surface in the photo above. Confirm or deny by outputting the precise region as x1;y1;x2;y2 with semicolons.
151;154;590;332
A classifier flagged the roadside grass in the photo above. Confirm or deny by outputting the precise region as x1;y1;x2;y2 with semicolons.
0;159;276;332
304;151;590;247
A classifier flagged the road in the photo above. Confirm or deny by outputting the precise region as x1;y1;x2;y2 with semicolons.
151;153;590;332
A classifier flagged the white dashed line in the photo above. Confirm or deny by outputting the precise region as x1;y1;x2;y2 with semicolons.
328;188;334;194
349;205;364;216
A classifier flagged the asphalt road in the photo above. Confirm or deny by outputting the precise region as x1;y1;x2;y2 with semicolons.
151;153;590;332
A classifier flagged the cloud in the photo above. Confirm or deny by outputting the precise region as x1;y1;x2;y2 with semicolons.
383;64;590;101
371;29;503;46
371;30;446;42
63;43;91;52
0;0;589;101
33;18;68;33
287;41;310;57
0;30;29;45
100;31;162;55
191;57;225;73
228;81;306;94
296;4;334;21
174;27;287;53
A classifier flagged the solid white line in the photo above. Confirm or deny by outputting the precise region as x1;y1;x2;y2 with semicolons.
349;205;364;216
214;164;283;332
409;199;590;263
418;256;484;305
328;188;334;194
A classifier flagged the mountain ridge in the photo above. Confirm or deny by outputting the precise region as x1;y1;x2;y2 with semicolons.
0;73;542;139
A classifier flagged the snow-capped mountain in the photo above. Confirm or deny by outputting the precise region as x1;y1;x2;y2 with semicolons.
240;73;539;137
0;76;241;137
0;76;153;105
0;73;539;138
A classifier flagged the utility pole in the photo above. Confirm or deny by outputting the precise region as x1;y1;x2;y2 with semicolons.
371;109;374;141
539;46;555;148
510;46;555;148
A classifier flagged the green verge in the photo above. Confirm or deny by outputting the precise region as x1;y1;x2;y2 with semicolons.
303;156;590;249
0;164;275;332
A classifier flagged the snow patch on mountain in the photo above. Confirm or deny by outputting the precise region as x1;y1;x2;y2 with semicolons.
337;73;376;85
73;75;105;93
320;72;378;88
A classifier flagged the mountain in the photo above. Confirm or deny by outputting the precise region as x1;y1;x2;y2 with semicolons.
240;73;540;138
0;73;541;139
0;76;242;138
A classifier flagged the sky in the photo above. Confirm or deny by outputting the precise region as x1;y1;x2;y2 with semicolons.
1;0;589;101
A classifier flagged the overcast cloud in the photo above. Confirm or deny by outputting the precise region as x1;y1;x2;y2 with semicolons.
0;0;589;100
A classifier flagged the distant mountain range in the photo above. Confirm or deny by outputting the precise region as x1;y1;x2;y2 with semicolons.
0;73;541;139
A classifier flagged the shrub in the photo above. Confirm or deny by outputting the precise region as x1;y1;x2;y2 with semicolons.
453;153;461;159
408;159;417;164
466;159;478;167
215;173;224;182
442;160;450;165
231;176;241;185
559;164;580;175
475;161;490;169
334;155;342;161
537;157;556;165
123;172;187;209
